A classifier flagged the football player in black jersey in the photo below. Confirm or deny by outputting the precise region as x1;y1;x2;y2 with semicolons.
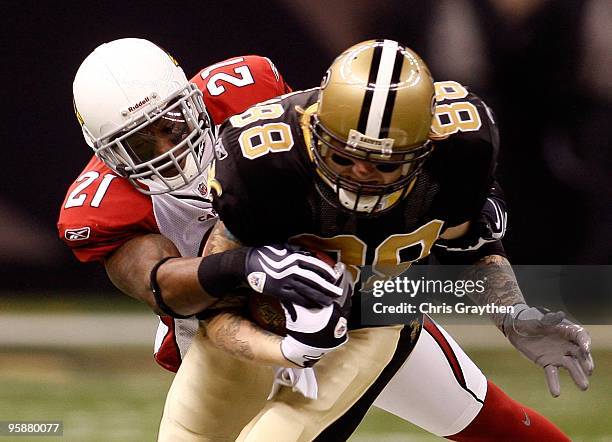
159;40;592;441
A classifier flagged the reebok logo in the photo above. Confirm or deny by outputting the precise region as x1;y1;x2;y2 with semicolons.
128;96;150;113
334;317;348;338
247;272;266;293
64;227;91;241
522;410;531;426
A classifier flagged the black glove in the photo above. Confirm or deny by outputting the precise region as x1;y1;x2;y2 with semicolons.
245;244;345;308
479;192;507;241
436;188;507;252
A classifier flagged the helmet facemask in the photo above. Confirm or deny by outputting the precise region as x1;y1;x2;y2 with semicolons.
92;83;213;195
310;114;433;216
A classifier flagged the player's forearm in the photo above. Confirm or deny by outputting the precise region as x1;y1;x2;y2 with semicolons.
155;257;220;315
200;221;299;367
105;234;219;316
133;221;252;316
105;234;177;313
465;254;525;331
155;220;251;315
205;312;294;367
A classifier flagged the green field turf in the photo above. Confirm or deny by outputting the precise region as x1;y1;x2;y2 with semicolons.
0;346;610;441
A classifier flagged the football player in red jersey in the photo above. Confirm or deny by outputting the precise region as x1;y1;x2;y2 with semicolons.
58;38;348;373
158;40;594;441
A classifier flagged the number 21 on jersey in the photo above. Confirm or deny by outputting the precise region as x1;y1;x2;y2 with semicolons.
64;171;115;208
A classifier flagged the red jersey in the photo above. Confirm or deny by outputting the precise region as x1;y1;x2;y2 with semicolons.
57;55;291;371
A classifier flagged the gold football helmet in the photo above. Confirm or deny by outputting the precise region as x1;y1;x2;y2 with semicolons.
310;39;436;215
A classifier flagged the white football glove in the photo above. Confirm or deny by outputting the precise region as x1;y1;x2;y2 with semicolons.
280;264;353;368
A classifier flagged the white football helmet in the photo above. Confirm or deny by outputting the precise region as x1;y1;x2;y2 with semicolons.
73;38;213;194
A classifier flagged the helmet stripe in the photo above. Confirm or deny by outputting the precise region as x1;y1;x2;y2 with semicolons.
364;40;400;138
379;48;405;138
356;40;383;134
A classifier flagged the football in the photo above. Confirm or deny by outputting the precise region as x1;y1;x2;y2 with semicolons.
247;248;337;335
248;292;287;335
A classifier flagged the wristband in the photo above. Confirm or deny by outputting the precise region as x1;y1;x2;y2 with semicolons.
150;256;192;319
196;247;249;298
501;303;529;336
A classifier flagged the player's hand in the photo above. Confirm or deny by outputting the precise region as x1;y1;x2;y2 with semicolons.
245;244;345;308
480;195;507;241
280;268;352;367
436;196;507;252
503;304;594;397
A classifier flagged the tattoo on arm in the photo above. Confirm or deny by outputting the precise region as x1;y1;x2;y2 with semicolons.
465;254;525;330
207;312;282;363
203;221;243;256
210;314;255;361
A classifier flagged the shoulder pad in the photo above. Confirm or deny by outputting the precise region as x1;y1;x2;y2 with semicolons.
57;156;157;262
211;90;319;244
191;56;292;125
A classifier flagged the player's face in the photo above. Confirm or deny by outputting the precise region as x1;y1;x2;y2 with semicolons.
323;150;403;185
123;114;191;177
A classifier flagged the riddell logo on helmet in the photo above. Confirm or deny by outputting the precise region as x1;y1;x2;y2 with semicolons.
128;96;150;113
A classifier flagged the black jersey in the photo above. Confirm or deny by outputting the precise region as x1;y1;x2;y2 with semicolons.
213;82;498;261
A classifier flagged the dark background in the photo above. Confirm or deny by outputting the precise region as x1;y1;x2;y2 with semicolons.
2;0;610;295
